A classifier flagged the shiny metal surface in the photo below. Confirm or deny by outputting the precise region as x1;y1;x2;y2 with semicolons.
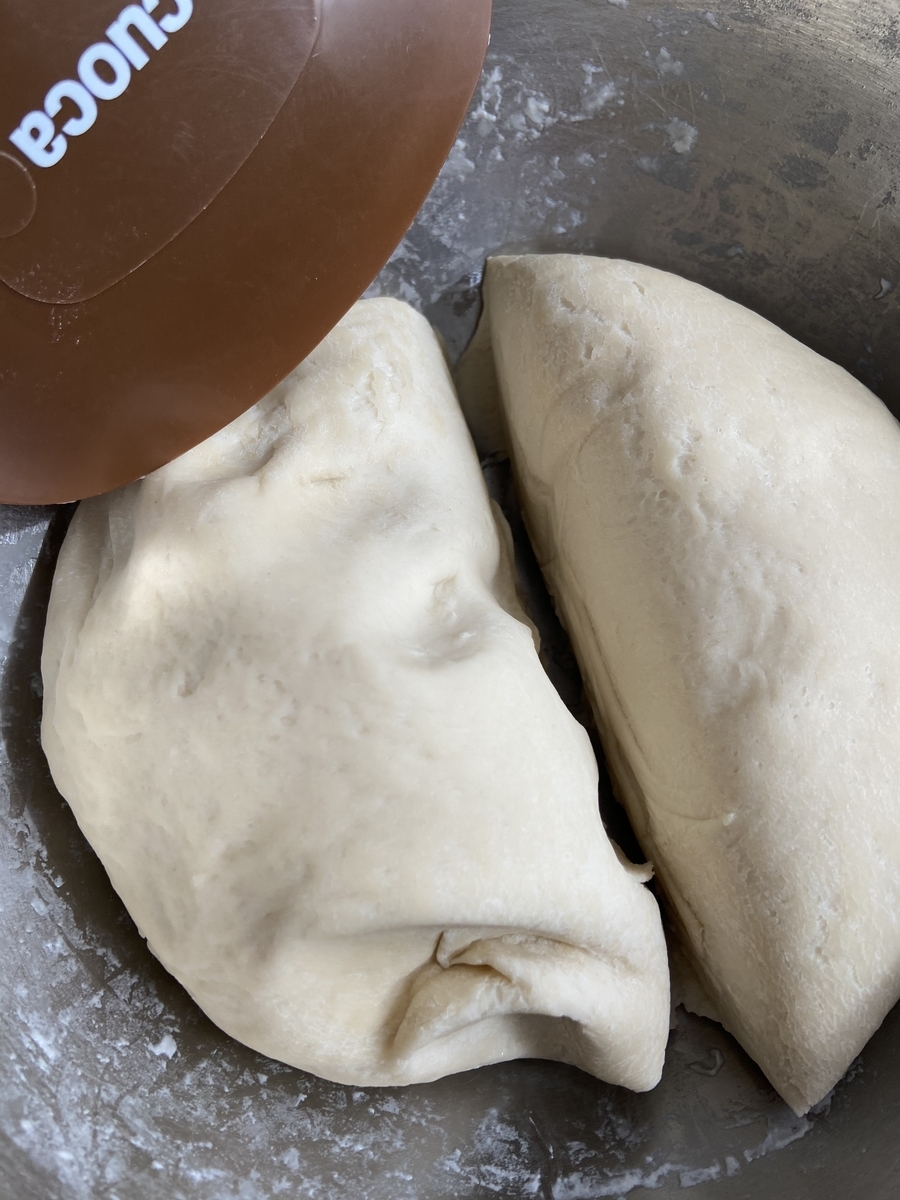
3;1;900;1195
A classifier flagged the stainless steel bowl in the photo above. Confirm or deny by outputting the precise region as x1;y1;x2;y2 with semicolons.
3;2;900;1196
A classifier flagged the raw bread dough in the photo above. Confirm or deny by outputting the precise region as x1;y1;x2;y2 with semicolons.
482;254;900;1114
41;298;669;1091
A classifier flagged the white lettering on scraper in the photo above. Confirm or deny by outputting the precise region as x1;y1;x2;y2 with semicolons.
9;1;193;169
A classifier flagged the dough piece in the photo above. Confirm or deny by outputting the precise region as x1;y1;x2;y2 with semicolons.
483;254;900;1114
41;298;669;1091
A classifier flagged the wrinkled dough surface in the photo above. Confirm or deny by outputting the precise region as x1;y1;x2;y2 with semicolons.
484;254;900;1114
41;298;669;1090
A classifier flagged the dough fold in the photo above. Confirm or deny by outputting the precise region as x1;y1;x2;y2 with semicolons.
41;298;669;1090
482;254;900;1114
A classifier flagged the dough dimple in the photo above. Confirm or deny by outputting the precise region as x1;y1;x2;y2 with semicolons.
41;297;669;1091
483;253;900;1114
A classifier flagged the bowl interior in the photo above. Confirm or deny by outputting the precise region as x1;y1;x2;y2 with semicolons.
3;2;900;1196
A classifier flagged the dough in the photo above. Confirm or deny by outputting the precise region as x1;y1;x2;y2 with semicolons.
482;254;900;1114
41;298;669;1090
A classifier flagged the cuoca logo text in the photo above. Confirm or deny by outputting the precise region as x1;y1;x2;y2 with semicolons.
10;1;193;170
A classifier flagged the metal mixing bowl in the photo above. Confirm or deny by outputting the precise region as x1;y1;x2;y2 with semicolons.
3;2;900;1195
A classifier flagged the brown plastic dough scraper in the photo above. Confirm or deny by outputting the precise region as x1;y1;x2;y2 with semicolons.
0;0;492;503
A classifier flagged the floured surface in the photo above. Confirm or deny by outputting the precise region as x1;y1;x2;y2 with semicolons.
483;253;900;1115
6;0;900;1189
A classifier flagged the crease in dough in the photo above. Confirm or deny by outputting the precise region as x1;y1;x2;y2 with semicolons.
41;297;669;1091
482;253;900;1114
